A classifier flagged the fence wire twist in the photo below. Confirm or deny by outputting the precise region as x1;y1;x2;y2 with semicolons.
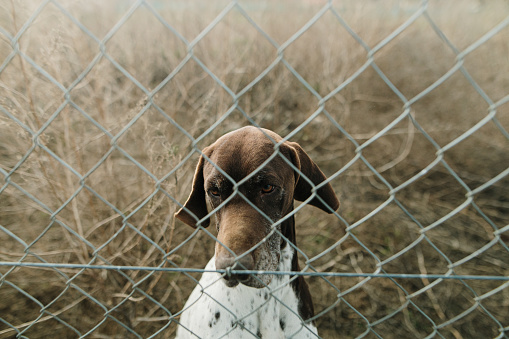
0;0;508;338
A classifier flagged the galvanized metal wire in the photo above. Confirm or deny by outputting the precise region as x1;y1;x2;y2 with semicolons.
0;0;508;338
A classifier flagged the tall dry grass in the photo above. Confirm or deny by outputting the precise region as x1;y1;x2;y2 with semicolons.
0;0;508;338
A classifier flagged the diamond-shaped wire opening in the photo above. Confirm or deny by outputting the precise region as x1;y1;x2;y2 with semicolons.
0;57;65;130
48;187;121;252
335;0;426;49
293;204;344;262
77;267;175;337
15;312;80;338
26;217;92;264
115;106;191;179
441;119;509;186
452;242;509;287
394;161;469;226
237;1;328;46
0;284;40;336
5;143;83;210
31;282;95;335
94;218;166;268
110;191;175;261
60;268;138;335
59;0;135;40
284;11;369;98
38;105;112;176
235;62;321;130
152;57;235;133
427;0;509;51
356;116;442;188
347;201;422;265
410;71;492;146
289;111;355;169
372;301;437;338
409;278;495;337
404;240;452;278
105;4;188;90
0;186;53;258
306;275;343;335
189;107;256;149
437;299;504;338
85;147;156;213
306;251;378;337
192;7;278;93
68;56;147;136
18;2;98;88
423;204;501;265
1;2;43;38
372;16;460;100
88;315;141;338
150;0;232;42
406;280;455;327
41;289;102;336
103;287;173;335
333;157;391;223
323;66;404;137
461;26;509;103
326;290;373;337
0;267;82;337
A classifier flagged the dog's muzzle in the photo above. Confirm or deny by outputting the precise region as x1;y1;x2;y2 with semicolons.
216;253;255;287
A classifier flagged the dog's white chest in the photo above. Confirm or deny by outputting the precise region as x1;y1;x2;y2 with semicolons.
176;247;317;338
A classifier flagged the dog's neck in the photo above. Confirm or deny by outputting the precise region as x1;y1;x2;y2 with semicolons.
279;206;315;322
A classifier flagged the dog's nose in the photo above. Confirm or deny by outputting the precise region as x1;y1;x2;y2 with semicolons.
215;253;254;284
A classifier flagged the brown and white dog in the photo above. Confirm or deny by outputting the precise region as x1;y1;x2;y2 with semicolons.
175;126;339;338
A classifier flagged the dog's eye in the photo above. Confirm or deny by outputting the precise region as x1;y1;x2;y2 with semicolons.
208;188;220;197
261;184;275;194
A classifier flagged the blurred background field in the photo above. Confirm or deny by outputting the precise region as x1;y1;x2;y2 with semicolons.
0;0;508;338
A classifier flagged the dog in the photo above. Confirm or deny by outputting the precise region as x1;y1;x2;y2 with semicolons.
174;126;339;338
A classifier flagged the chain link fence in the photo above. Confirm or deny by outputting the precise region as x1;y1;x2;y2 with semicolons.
1;0;508;338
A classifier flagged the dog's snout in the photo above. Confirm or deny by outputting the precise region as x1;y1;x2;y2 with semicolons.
216;253;254;271
216;253;254;285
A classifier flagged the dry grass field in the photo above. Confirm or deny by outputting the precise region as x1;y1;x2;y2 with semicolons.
0;0;508;338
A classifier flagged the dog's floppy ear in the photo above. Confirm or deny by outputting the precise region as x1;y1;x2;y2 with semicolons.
284;141;340;213
174;148;211;228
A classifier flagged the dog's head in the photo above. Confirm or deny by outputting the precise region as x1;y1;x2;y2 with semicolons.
175;126;339;288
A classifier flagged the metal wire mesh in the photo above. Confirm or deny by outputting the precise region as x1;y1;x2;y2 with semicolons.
0;0;508;338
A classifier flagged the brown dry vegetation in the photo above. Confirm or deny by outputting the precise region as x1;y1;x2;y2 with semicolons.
0;0;508;338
